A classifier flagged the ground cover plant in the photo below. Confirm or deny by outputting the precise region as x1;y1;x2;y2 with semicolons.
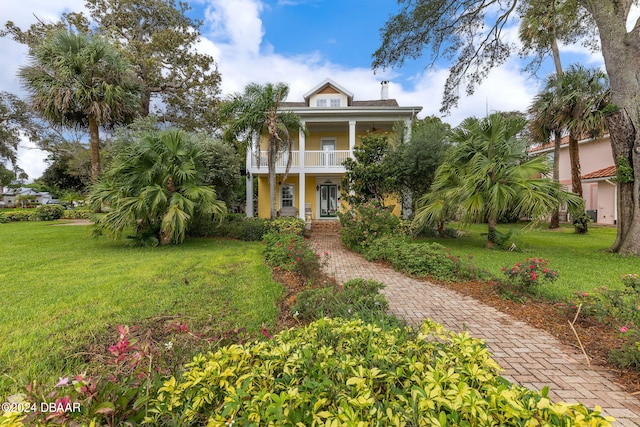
0;221;283;395
146;318;612;426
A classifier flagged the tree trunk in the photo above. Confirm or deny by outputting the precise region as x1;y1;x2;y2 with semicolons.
568;133;583;197
88;115;101;181
268;137;277;219
486;215;497;249
582;0;640;254
549;132;561;228
606;108;637;253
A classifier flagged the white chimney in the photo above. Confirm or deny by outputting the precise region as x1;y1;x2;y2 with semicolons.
380;80;389;100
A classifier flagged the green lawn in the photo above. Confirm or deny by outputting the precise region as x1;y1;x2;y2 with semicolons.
0;221;282;395
421;223;640;301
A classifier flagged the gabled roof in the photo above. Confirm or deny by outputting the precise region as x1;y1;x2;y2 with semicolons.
303;78;354;103
582;165;617;180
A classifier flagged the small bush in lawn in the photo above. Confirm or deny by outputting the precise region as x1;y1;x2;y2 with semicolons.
3;210;34;222
338;199;399;252
0;213;8;223
34;204;65;221
61;208;93;220
292;278;390;323
609;329;640;370
147;317;613;426
263;231;325;279
502;257;558;291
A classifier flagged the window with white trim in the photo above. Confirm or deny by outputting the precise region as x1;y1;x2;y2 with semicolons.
281;185;294;207
316;99;327;107
330;98;341;107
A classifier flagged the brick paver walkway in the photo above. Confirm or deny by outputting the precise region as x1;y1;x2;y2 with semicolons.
310;232;640;426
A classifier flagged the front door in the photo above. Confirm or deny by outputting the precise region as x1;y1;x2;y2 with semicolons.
320;185;338;217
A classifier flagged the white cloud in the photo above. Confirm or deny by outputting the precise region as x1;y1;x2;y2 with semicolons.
1;1;86;181
204;0;264;56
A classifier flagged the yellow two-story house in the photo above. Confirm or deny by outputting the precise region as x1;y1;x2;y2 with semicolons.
245;78;422;221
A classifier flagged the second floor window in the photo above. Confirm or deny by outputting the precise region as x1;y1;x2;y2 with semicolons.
330;98;341;107
316;99;327;107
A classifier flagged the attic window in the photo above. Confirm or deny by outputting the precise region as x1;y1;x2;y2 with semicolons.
316;99;327;107
330;98;341;107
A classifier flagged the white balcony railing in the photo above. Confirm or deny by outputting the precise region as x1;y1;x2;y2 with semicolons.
305;150;350;167
250;150;350;169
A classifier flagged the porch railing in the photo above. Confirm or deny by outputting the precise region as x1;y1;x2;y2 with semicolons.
250;150;350;168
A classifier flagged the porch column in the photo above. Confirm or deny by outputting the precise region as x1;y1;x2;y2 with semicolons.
298;124;307;221
349;120;356;157
245;134;257;217
246;174;253;217
404;118;412;142
299;123;306;167
299;171;306;221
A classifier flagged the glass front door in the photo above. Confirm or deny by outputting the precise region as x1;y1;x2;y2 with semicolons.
320;185;338;217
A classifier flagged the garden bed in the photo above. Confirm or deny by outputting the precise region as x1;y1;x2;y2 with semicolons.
442;279;640;394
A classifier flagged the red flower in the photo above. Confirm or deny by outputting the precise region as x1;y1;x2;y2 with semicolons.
530;272;537;281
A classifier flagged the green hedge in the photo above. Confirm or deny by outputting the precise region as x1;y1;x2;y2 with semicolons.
188;215;305;241
148;318;613;426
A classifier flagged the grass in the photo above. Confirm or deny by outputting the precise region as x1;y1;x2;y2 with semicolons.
0;221;282;395
420;222;640;301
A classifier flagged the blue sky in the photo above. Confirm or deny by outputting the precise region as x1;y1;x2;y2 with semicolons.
0;0;607;180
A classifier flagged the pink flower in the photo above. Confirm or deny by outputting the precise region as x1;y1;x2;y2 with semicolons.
530;272;537;281
55;377;70;387
581;292;588;297
620;326;629;333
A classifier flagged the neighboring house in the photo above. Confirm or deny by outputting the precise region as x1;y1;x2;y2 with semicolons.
245;78;422;220
0;187;55;207
530;135;616;225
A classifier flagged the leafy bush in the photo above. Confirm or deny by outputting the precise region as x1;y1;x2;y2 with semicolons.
338;200;399;251
502;257;559;290
188;214;270;241
263;231;325;279
570;275;640;371
365;236;457;281
267;216;305;236
2;210;34;222
0;213;8;223
292;278;390;323
34;204;65;221
148;318;613;426
61;208;93;220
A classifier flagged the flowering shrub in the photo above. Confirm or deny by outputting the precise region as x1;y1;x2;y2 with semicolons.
148;317;613;426
502;257;558;290
263;231;326;279
569;275;640;371
338;199;400;251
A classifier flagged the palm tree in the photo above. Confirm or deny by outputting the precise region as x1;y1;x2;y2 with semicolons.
551;65;609;198
529;77;565;228
414;113;581;248
89;129;225;245
221;82;305;219
19;30;141;181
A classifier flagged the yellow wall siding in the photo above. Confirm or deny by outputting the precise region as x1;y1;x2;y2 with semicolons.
257;176;270;218
257;175;301;218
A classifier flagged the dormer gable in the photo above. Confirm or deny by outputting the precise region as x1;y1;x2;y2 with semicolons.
304;78;353;108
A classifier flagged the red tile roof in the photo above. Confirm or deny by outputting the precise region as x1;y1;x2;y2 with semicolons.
582;165;617;180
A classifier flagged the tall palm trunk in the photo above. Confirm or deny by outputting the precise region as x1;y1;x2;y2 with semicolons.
487;214;498;249
88;115;101;181
549;132;562;228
